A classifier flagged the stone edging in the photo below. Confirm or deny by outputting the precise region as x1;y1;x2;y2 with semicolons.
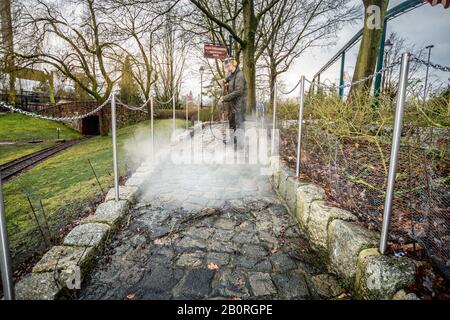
14;129;194;300
269;156;419;300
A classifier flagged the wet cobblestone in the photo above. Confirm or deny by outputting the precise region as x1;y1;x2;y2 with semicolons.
79;124;324;300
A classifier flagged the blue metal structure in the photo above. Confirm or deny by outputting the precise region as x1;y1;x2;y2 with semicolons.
312;0;425;97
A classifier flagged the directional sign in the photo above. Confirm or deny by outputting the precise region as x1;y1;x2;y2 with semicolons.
204;44;228;60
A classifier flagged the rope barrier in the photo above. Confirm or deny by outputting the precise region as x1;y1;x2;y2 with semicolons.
311;59;402;91
153;95;174;105
278;77;303;95
116;95;151;111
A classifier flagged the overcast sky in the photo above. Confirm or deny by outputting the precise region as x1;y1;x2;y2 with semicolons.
184;0;450;101
14;1;449;100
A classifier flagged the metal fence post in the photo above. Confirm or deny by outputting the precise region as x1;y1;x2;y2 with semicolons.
339;52;346;98
150;95;154;156
111;94;119;202
271;84;278;155
186;99;189;129
197;94;200;125
0;173;15;300
379;52;410;254
172;93;176;133
262;104;265;129
296;76;305;177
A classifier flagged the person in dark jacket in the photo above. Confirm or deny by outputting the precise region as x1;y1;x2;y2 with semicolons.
221;58;247;132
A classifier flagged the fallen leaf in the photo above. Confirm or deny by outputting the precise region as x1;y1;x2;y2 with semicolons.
207;262;219;270
239;222;248;229
126;293;135;300
154;233;178;245
271;247;278;254
336;293;348;300
238;276;245;288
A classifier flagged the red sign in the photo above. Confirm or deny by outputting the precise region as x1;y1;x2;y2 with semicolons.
423;0;449;8
204;44;228;60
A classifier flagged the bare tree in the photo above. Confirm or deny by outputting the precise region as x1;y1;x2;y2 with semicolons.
188;0;283;113
152;11;188;107
101;0;164;116
382;32;425;99
259;0;359;107
177;0;244;91
17;0;121;135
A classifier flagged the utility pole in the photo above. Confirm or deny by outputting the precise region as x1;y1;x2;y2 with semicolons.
382;39;393;94
423;45;434;104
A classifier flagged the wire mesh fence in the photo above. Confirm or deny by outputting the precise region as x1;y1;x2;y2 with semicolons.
276;63;449;281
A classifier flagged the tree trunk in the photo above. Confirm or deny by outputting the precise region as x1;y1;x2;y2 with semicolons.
1;0;16;104
350;0;389;97
243;46;257;114
99;108;109;136
243;0;257;114
268;64;277;110
269;80;275;112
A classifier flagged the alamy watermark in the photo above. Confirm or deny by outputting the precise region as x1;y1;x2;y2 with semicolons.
170;125;280;176
65;265;81;290
367;5;382;30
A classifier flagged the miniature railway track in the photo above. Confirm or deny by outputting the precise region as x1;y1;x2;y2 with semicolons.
0;139;86;181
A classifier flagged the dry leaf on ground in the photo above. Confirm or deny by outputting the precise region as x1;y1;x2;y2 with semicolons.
208;262;219;270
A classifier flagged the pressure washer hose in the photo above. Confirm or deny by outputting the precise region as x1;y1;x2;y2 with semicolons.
208;95;229;142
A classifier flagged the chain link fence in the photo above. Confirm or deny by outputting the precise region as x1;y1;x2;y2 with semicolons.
277;56;450;281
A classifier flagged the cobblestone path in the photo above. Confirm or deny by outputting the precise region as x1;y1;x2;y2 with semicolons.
80;123;324;300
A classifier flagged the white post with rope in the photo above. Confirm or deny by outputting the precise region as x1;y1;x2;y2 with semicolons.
172;93;176;133
111;94;120;202
262;103;265;129
296;76;305;177
271;84;278;155
0;173;15;300
150;95;154;157
186;98;189;130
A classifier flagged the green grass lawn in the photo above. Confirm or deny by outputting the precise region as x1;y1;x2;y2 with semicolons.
3;119;184;267
0;112;82;165
0;113;81;142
